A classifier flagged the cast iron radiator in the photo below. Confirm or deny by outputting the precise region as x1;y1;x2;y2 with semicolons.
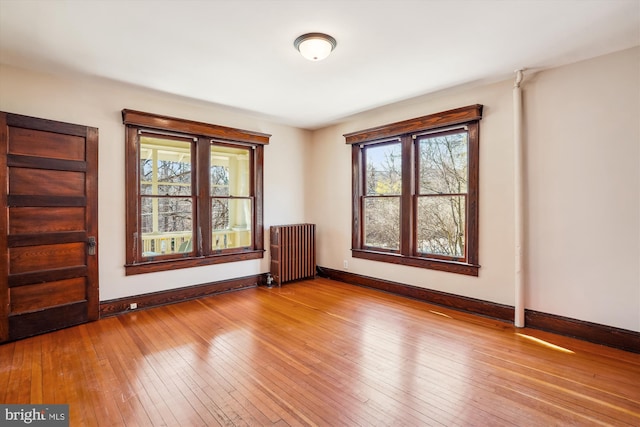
269;224;316;286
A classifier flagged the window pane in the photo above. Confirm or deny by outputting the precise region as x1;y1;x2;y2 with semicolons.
141;197;193;255
364;197;400;250
212;198;252;249
140;136;192;196
211;146;251;197
417;196;465;258
141;183;152;195
418;132;468;195
365;143;402;196
211;165;230;196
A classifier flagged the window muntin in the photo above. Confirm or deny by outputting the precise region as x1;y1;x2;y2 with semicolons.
123;109;269;275
346;105;482;276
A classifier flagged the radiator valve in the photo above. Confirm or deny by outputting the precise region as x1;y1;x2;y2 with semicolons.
266;273;274;288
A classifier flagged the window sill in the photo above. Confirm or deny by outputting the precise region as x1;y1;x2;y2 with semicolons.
125;250;264;276
351;249;479;276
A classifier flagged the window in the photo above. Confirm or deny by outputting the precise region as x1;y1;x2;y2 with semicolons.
123;110;269;275
346;105;482;276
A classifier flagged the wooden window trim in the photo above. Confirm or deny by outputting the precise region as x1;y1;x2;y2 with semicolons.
347;105;482;277
122;109;270;145
344;104;482;145
123;110;269;275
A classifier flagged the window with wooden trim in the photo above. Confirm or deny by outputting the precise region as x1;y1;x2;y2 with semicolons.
345;105;482;276
123;110;269;275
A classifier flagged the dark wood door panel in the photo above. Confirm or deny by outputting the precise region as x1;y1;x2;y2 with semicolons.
9;207;86;234
10;278;86;314
1;111;99;343
9;242;86;274
9;168;85;196
9;302;88;341
8;126;86;160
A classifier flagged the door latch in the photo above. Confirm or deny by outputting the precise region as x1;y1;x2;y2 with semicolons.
87;236;97;256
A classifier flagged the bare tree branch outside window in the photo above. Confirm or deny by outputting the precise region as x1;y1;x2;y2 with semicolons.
363;143;401;250
211;165;230;230
139;137;193;253
417;132;468;258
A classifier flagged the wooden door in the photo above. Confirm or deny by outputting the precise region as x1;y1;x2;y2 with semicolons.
0;112;99;342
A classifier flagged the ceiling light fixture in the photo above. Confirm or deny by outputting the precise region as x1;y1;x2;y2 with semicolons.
294;33;337;61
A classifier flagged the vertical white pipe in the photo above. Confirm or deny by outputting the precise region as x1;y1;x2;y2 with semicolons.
514;70;525;327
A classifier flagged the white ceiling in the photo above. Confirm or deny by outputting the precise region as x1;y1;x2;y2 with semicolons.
1;0;638;129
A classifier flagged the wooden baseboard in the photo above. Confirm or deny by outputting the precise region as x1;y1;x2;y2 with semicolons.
317;266;639;353
524;310;639;353
100;274;266;317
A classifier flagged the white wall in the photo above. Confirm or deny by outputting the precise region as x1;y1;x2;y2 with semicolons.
2;47;638;332
524;47;639;331
308;47;640;332
0;64;310;301
309;80;517;306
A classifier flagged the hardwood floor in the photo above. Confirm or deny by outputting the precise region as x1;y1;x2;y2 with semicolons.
1;278;639;426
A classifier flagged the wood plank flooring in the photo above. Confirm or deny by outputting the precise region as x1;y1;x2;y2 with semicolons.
1;278;639;426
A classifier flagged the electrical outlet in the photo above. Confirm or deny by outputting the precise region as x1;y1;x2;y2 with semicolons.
129;303;138;310
343;260;348;269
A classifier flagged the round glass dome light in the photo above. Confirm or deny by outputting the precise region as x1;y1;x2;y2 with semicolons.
294;33;337;61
